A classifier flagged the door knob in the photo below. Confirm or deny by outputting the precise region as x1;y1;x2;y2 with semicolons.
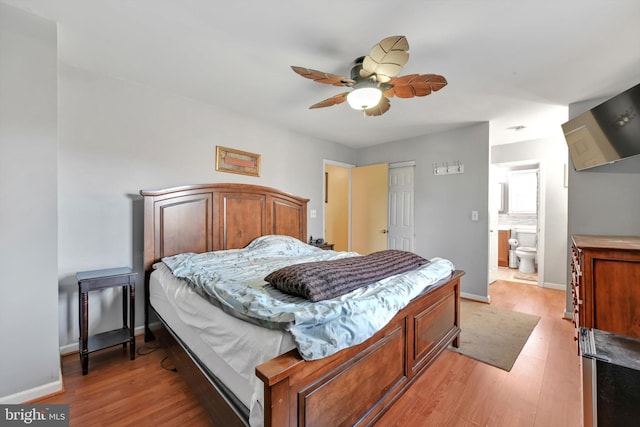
381;229;388;234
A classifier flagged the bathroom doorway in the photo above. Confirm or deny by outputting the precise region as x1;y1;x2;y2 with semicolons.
489;161;544;287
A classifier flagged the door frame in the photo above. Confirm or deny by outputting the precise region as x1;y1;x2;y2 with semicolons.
323;160;415;254
488;164;500;285
323;159;355;250
489;159;546;288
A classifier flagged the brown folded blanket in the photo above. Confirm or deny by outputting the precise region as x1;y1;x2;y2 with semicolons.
264;249;429;302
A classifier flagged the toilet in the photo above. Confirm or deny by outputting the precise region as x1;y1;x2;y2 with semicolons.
514;229;537;274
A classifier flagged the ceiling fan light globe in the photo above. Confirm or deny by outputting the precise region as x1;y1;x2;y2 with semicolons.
347;87;382;110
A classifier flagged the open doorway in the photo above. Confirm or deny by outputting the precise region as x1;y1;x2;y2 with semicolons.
489;160;545;287
489;133;570;297
324;161;352;251
324;160;415;255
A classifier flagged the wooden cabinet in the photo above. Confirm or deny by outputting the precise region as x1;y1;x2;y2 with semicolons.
571;235;640;339
498;230;511;267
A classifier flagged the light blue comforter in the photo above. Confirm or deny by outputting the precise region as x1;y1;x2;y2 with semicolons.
162;235;455;360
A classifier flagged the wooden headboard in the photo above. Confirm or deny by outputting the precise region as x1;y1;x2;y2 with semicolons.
140;183;309;272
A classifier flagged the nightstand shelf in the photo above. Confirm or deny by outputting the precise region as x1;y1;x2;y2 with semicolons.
77;267;136;375
87;328;132;353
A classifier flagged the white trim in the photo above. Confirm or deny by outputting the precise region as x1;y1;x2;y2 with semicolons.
543;281;566;291
461;292;491;303
536;161;546;288
59;342;77;356
323;159;355;169
0;370;63;404
389;160;416;168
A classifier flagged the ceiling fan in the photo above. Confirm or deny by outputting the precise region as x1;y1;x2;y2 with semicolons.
291;35;447;116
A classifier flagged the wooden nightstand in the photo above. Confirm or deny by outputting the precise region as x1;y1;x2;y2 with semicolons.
313;242;334;250
77;267;136;375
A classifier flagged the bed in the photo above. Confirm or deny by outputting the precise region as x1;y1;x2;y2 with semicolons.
141;183;464;426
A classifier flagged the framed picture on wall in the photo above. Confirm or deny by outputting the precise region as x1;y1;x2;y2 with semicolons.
215;146;260;177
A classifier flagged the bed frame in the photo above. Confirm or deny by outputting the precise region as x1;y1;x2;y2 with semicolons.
141;183;463;426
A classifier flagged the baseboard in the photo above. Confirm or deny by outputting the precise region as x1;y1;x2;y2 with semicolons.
59;342;78;356
59;325;148;355
461;292;491;303
0;369;63;404
543;282;566;291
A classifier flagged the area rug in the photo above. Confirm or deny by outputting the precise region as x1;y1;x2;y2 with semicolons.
513;271;538;282
452;299;540;371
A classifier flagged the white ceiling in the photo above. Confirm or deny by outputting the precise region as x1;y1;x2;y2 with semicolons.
5;0;640;148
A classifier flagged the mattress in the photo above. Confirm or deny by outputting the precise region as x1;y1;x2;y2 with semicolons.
149;262;296;426
162;235;456;360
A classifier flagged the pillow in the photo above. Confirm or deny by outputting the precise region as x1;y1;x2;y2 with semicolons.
265;250;429;302
244;234;320;256
245;234;302;249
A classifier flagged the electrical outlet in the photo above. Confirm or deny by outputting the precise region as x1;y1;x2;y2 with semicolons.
471;211;479;221
310;209;317;219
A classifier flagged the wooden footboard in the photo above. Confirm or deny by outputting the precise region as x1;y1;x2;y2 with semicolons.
256;270;463;427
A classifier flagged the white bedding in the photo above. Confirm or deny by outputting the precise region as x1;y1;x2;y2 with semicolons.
150;262;296;427
162;235;455;360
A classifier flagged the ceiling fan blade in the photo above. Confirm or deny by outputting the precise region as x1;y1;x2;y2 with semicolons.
291;66;355;87
360;36;410;83
384;74;448;98
309;92;349;109
378;35;410;52
364;96;391;116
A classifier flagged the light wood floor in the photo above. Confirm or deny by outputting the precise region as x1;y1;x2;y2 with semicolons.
35;280;580;426
376;280;581;427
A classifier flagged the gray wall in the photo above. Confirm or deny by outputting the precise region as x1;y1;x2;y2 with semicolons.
491;134;569;288
357;123;491;301
0;4;60;400
56;65;357;351
566;95;640;314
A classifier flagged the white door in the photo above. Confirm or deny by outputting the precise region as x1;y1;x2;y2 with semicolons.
387;165;415;251
488;164;500;284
